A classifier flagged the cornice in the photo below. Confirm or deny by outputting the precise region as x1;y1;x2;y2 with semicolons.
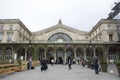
0;19;31;35
89;19;120;34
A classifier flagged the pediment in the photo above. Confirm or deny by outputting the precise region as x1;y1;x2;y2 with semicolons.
32;20;88;35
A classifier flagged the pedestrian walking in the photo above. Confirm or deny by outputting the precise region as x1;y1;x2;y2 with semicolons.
91;57;95;69
94;57;99;74
81;58;85;67
68;57;72;70
41;58;48;71
28;56;32;70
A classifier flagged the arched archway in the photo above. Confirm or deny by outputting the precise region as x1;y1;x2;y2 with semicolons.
5;47;12;60
17;47;25;60
86;47;93;61
76;47;84;61
109;46;117;62
46;47;54;63
95;47;103;61
37;48;45;61
56;48;64;64
0;47;3;60
27;47;35;60
66;48;74;59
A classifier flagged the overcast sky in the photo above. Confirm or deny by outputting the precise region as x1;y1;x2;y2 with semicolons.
0;0;118;32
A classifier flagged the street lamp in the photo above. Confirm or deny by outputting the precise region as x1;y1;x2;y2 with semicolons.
89;40;93;61
28;41;32;58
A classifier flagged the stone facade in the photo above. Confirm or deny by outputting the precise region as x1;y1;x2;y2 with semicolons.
32;20;88;42
0;19;120;64
89;19;120;42
0;19;31;43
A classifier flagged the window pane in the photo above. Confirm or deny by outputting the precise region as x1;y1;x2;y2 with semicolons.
9;25;13;30
7;32;12;42
0;25;3;31
109;34;113;41
0;33;2;40
48;33;72;42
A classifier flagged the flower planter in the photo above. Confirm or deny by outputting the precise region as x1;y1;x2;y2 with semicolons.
101;64;108;72
14;66;21;72
116;66;120;77
100;61;108;72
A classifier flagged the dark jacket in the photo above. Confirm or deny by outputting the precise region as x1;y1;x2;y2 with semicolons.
68;57;72;65
41;59;47;67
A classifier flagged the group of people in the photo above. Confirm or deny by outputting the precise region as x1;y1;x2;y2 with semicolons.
28;56;101;74
67;56;101;74
39;57;73;71
80;57;101;74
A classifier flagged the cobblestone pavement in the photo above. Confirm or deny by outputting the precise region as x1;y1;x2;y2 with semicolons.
0;64;119;80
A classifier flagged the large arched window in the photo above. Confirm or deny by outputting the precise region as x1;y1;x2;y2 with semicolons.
48;33;72;42
5;47;12;60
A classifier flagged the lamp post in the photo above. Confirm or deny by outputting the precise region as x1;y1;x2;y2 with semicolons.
89;40;94;60
28;41;32;58
89;40;93;56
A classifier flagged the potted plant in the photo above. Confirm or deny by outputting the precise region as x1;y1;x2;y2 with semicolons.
116;60;120;77
14;59;21;72
100;60;108;72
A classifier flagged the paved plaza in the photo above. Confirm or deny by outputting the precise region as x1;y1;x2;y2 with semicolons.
0;64;119;80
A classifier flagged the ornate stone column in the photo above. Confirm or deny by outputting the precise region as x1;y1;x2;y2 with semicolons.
83;48;86;60
12;45;18;62
54;48;56;61
64;48;66;63
74;48;76;60
34;47;37;61
93;47;96;57
44;49;47;60
103;45;109;63
25;49;27;61
12;47;15;61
